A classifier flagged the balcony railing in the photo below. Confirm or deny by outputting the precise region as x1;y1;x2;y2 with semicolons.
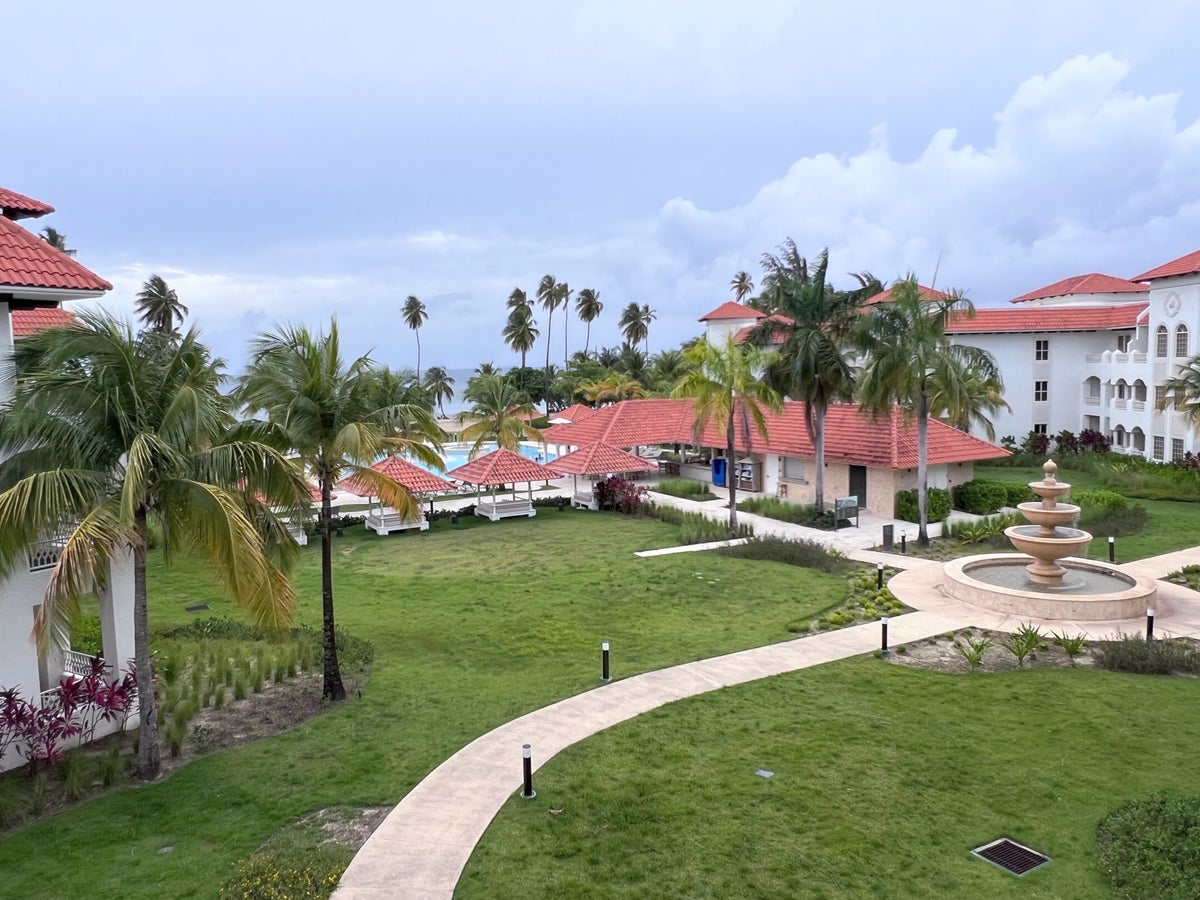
1113;399;1128;410
1083;396;1100;406
1132;401;1146;411
65;650;97;678
26;525;74;572
1085;354;1102;363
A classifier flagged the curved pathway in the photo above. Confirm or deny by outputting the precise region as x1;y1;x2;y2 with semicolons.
335;542;1200;899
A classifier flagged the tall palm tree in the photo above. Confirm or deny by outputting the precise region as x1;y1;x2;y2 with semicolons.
40;226;68;251
730;271;753;304
671;335;782;534
555;282;572;368
537;275;560;387
423;366;456;418
928;368;1009;440
135;274;189;337
503;304;539;369
1162;356;1200;423
575;288;603;357
458;373;543;456
475;361;499;376
402;295;428;381
0;313;303;780
619;302;647;348
747;247;879;513
857;276;1000;546
650;347;689;392
239;319;443;700
639;304;656;355
506;287;528;311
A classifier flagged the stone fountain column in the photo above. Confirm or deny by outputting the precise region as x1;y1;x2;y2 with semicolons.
1004;460;1093;586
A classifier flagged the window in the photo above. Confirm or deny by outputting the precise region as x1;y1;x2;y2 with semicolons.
1173;438;1185;462
1116;380;1128;400
1156;385;1167;407
1157;325;1169;357
1132;428;1146;452
1114;426;1128;447
1177;324;1190;357
1086;377;1101;399
1035;339;1049;361
1033;423;1048;436
1153;436;1165;460
782;457;806;481
1117;334;1132;352
1034;381;1048;402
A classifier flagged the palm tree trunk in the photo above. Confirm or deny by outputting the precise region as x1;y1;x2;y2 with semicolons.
415;331;422;382
727;408;738;535
133;509;161;781
544;309;554;408
917;390;930;547
584;323;591;357
811;403;827;514
320;477;347;701
564;315;568;369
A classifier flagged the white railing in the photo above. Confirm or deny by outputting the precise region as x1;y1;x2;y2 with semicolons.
27;536;66;572
64;650;96;678
1132;401;1146;411
1083;396;1100;406
38;687;61;710
1113;399;1128;410
1085;354;1102;363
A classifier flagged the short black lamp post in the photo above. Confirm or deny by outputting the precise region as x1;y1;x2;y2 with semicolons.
520;744;536;799
881;615;890;658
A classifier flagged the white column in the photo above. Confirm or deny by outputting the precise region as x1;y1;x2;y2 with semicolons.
98;549;136;678
0;300;14;404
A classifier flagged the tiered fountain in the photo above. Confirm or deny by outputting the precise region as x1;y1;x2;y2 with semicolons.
943;460;1156;619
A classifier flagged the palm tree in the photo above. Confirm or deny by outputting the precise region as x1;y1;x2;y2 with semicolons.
650;348;689;392
730;271;753;304
1162;356;1200;423
0;313;303;780
475;361;500;377
639;304;656;355
503;304;539;369
135;274;189;337
616;342;648;384
40;226;68;251
576;288;603;357
506;287;528;311
239;319;444;700
857;276;1000;546
619;302;647;348
671;335;782;534
537;275;560;386
928;368;1009;440
458;374;543;455
577;376;645;405
402;295;428;381
423;366;456;418
747;247;878;513
556;281;572;368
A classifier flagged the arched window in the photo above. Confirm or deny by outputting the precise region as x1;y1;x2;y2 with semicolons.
1157;325;1169;357
1134;379;1148;402
1176;324;1189;357
1131;427;1146;452
1085;376;1101;399
1114;425;1128;447
1116;379;1129;400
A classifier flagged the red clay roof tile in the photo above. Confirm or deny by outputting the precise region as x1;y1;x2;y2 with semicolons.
863;283;952;306
339;456;455;496
0;187;54;220
946;304;1145;334
446;447;557;485
0;216;112;292
1132;249;1200;282
10;306;78;336
698;300;766;322
547;443;655;476
1010;273;1147;303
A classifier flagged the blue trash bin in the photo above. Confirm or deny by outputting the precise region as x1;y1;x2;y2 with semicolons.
712;458;727;487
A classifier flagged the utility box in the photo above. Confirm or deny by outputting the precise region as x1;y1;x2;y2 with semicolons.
834;496;859;530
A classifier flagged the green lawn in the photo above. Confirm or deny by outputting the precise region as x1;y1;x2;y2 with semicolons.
460;658;1200;898
976;465;1200;561
0;511;848;899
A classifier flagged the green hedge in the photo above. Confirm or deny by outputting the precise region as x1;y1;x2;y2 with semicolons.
893;487;951;523
950;480;1007;515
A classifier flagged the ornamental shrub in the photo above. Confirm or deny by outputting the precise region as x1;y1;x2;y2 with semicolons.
1002;481;1034;506
1096;793;1200;900
893;487;951;523
1073;489;1128;512
950;480;1008;515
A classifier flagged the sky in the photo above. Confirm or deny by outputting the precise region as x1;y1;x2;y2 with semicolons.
6;1;1200;374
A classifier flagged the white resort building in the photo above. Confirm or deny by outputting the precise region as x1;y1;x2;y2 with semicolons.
0;186;136;770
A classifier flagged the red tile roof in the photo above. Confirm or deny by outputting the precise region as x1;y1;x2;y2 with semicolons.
339;456;455;496
1010;273;1147;303
550;403;596;423
863;283;952;306
1132;248;1200;282
547;443;655;476
446;447;558;486
733;314;793;344
946;303;1146;334
543;398;1008;468
0;187;54;220
698;300;765;322
0;216;112;293
10;306;78;336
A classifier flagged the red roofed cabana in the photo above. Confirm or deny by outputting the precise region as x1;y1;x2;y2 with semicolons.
548;443;654;509
338;456;455;535
446;447;558;521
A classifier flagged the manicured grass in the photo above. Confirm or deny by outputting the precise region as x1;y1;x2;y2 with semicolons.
0;511;848;898
460;658;1200;898
976;465;1200;560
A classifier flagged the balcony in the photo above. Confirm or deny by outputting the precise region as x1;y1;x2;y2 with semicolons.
1113;399;1128;410
1132;401;1146;411
1083;396;1100;406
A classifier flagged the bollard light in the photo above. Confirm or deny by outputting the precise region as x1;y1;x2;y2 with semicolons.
900;533;907;554
1146;608;1155;642
881;615;890;658
601;640;611;682
521;744;536;798
876;562;884;590
1108;535;1116;563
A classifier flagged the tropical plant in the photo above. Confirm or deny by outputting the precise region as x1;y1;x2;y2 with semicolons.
134;274;189;337
40;226;68;251
402;295;428;381
1002;622;1045;668
857;276;1001;546
576;288;603;357
0;313;302;780
639;304;656;355
556;281;572;368
503;304;539;371
458;373;543;455
1054;632;1087;665
928;366;1009;441
506;286;528;311
749;244;879;513
423;366;455;418
650;348;688;392
238;319;443;701
537;274;562;388
615;342;648;383
475;361;499;377
576;376;645;405
618;302;647;349
730;270;753;304
954;634;991;670
671;335;782;534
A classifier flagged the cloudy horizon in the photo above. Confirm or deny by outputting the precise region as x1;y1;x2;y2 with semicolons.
7;2;1199;372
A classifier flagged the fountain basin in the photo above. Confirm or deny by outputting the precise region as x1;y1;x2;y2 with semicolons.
1016;501;1081;530
944;554;1156;620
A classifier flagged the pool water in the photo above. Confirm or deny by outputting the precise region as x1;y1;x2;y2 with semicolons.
412;442;557;475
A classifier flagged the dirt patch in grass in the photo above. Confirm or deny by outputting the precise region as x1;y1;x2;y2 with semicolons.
293;805;391;851
886;627;1098;674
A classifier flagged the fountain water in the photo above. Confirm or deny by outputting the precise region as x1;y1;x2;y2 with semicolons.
942;460;1156;620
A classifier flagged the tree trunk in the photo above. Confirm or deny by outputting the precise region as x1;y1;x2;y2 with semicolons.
917;390;930;547
133;510;161;781
808;402;827;514
544;310;554;410
727;408;738;535
564;313;569;369
584;323;591;357
320;476;347;701
415;330;422;383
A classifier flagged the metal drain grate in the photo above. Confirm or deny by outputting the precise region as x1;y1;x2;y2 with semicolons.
971;838;1050;875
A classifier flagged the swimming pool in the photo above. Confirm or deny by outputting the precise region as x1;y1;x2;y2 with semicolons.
413;442;557;476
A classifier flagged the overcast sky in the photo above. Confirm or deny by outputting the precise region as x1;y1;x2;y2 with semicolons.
6;1;1199;372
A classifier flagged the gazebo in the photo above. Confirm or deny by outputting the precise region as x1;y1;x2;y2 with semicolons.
446;447;558;521
547;443;654;510
338;457;455;535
